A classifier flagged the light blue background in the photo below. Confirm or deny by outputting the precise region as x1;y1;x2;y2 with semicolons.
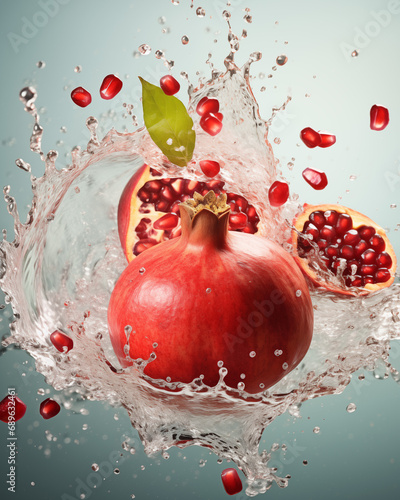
1;1;400;499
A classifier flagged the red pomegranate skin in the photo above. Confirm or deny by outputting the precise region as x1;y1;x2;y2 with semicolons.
108;195;314;394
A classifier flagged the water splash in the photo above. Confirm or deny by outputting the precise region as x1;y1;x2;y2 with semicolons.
1;53;400;498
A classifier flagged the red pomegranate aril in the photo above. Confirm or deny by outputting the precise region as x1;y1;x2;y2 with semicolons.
196;97;220;116
324;210;339;226
361;249;377;265
50;330;74;353
370;104;389;131
229;212;248;229
200;160;221;178
242;222;257;233
133;239;158;256
300;127;321;148
268;181;289;207
207;179;224;191
155;200;170;212
0;395;27;422
302;168;328;190
376;252;392;268
235;196;248;212
369;234;385;253
153;213;179;230
318;239;328;250
375;268;391;283
364;275;374;284
340;245;355;260
320;225;336;242
138;188;150;202
343;229;361;246
100;74;123;100
335;214;353;236
360;264;377;276
355;240;369;258
318;131;336;148
184;179;201;194
347;260;360;274
326;245;339;258
221;468;243;495
71;87;92;107
304;223;319;241
349;276;363;287
200;114;223;136
358;225;375;240
39;398;61;419
170;201;181;214
247;206;259;223
171;179;185;196
161;186;176;202
309;211;325;229
145;180;162;193
160;75;180;96
214;112;223;121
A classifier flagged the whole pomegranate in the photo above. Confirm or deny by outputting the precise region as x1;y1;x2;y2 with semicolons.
108;191;314;394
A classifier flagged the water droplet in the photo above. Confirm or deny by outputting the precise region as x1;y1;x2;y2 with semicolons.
133;51;140;59
15;159;31;172
199;459;206;467
390;204;397;209
139;267;146;275
152;342;158;349
313;426;320;434
162;451;170;459
171;0;179;4
274;349;283;356
274;137;281;145
166;138;173;145
138;44;151;55
196;7;205;17
259;383;265;389
282;362;289;370
140;465;146;470
244;14;252;23
166;376;171;382
74;65;82;73
222;10;231;20
351;50;359;57
36;60;46;69
346;403;357;413
82;424;88;430
181;35;189;45
276;55;288;66
114;468;120;474
260;87;266;92
240;373;246;379
217;360;224;367
155;49;164;59
206;288;211;293
158;16;166;24
237;382;245;390
92;463;99;471
303;460;308;466
249;351;256;358
349;175;357;181
296;290;302;297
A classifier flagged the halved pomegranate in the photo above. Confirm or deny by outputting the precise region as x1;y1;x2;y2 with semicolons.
292;204;397;295
118;164;260;262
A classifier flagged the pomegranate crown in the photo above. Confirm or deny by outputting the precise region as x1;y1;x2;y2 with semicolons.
182;190;230;219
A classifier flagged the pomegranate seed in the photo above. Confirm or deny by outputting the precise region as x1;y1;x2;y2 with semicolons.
160;75;180;96
196;97;220;116
360;264;377;276
370;104;389;131
50;330;74;353
71;87;92;107
170;201;181;214
229;212;248;229
369;234;385;253
200;114;223;136
340;245;355;260
304;223;319;241
302;168;328;190
343;229;360;246
214;112;224;121
247;206;259;223
318;131;336;148
155;200;170;212
242;222;257;233
309;211;325;229
320;225;336;242
100;74;123;100
326;245;339;258
184;179;201;194
358;225;375;240
138;188;151;202
300;127;321;148
335;214;353;236
318;239;328;250
268;181;289;207
355;240;369;258
200;160;221;178
39;398;60;419
145;180;162;193
161;186;175;202
375;268;391;283
376;252;392;268
235;196;248;212
347;260;360;274
171;179;185;195
350;276;363;287
324;210;339;226
361;249;377;265
153;213;179;230
221;468;243;496
364;275;375;284
133;239;158;256
207;179;224;192
0;395;27;422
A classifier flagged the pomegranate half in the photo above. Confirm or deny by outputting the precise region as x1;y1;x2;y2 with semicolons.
108;191;314;394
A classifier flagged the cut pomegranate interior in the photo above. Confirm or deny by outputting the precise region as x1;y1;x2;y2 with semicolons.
118;164;260;262
292;204;397;294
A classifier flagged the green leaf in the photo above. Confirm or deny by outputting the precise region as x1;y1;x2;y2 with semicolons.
139;77;195;168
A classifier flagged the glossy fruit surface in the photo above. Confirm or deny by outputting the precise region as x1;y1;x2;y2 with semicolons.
0;395;26;423
292;204;397;295
71;87;92;107
109;192;314;394
100;74;123;100
160;75;180;96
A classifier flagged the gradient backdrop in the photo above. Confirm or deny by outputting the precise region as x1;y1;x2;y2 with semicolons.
1;1;400;499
